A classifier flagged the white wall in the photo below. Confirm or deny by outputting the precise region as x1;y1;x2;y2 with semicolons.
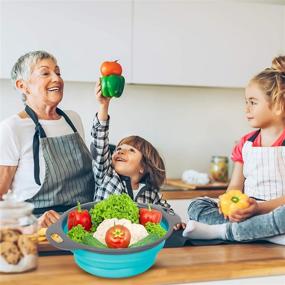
0;79;250;178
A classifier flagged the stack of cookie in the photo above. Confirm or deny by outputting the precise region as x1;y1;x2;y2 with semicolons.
38;227;47;242
0;228;37;272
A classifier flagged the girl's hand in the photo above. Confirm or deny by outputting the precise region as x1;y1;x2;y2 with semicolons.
95;80;111;106
218;200;228;220
173;223;186;231
228;198;259;223
38;210;60;228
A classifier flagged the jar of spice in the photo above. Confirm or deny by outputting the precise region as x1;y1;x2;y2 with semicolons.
0;198;38;273
210;156;229;182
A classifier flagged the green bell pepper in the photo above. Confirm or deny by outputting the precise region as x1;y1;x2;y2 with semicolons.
101;75;125;98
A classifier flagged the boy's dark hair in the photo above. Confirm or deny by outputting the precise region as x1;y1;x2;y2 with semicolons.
117;136;166;190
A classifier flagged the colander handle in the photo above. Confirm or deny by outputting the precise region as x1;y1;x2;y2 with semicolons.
46;220;76;251
163;208;182;228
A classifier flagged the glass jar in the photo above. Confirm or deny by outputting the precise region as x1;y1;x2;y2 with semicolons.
0;201;38;273
210;156;229;182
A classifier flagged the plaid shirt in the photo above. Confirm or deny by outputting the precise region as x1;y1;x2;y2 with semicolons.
90;114;173;212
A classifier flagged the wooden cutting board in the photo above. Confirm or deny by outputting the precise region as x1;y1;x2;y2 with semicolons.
165;179;228;190
38;240;63;253
38;228;64;253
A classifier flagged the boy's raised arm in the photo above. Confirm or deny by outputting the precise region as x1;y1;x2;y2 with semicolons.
91;80;112;181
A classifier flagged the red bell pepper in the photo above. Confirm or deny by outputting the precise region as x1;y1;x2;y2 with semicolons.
139;204;162;226
67;202;92;231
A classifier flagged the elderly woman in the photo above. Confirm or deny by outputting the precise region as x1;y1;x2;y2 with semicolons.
0;51;94;227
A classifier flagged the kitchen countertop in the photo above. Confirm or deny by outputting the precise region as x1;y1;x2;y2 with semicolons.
2;243;285;285
160;179;227;200
161;187;226;200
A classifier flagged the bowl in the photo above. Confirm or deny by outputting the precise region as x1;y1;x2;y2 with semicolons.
46;202;180;278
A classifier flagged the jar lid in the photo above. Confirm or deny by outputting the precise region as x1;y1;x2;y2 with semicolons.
0;201;34;219
211;155;228;161
0;190;34;219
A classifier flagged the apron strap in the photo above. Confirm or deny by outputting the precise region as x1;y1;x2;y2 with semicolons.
25;105;77;186
56;108;77;132
120;175;134;200
25;105;47;185
248;129;260;142
25;105;47;137
247;129;285;146
134;185;147;202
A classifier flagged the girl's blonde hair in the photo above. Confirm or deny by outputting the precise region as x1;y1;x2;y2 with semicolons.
117;136;166;190
250;56;285;112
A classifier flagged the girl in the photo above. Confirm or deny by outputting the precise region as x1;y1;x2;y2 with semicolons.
183;56;285;244
91;81;184;232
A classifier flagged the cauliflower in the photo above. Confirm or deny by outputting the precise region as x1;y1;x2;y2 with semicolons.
93;218;148;246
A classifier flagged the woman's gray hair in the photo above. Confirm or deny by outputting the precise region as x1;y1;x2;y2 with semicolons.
11;51;57;101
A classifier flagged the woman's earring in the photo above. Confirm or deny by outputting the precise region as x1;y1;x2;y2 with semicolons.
21;93;27;103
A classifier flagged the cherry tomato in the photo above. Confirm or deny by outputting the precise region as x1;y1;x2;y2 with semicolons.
105;225;131;248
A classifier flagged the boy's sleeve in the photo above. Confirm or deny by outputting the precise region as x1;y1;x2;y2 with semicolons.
90;113;112;181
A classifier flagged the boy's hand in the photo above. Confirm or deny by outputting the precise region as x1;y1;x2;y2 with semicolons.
228;198;259;223
95;80;110;121
38;210;60;228
173;223;186;231
218;200;228;219
95;80;111;106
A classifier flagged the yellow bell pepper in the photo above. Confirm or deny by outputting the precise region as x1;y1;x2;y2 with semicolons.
219;190;250;216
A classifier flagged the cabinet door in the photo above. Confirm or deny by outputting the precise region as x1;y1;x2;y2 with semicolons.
0;1;132;82
132;2;284;87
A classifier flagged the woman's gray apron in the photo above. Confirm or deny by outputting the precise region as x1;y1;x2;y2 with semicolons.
25;105;94;215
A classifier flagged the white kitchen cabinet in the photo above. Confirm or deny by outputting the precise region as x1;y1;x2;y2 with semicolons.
0;1;132;82
2;1;284;87
132;1;284;87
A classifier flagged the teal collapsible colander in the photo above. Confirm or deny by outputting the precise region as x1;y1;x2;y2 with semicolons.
46;202;180;278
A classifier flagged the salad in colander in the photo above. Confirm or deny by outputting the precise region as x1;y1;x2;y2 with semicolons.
67;194;167;249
